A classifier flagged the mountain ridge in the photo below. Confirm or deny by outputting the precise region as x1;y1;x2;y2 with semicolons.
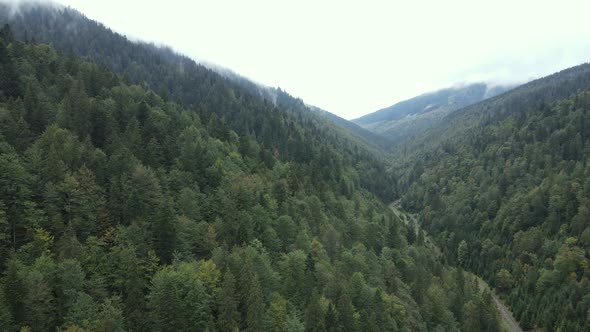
310;105;393;150
353;82;514;145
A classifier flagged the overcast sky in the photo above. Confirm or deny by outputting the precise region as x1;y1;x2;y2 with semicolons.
51;0;590;119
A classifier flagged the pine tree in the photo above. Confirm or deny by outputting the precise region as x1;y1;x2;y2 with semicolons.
144;137;164;167
305;291;326;332
217;270;239;332
72;166;104;240
152;196;177;264
0;152;34;249
0;28;22;99
245;271;264;331
23;82;47;135
325;303;340;332
0;287;14;332
0;202;9;263
269;292;288;332
58;80;90;138
2;258;24;328
336;292;356;332
148;262;212;331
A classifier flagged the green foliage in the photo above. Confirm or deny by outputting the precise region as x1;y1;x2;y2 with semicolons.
495;269;513;292
354;83;512;145
457;240;467;267
397;64;590;329
0;287;13;332
148;261;213;331
217;270;239;332
0;18;503;332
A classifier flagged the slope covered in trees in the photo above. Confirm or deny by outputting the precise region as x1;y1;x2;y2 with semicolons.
353;83;512;145
0;2;394;195
396;62;590;330
0;21;503;331
310;106;393;150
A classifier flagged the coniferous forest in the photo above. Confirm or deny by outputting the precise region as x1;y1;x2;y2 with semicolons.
1;2;590;332
397;64;590;331
0;9;500;332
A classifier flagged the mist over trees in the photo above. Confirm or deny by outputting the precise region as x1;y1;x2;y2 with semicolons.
6;1;590;331
0;18;502;332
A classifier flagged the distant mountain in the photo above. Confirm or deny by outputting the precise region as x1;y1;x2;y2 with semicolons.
0;1;397;156
310;106;392;149
353;83;514;144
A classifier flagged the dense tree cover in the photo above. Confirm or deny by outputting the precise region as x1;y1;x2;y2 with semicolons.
0;3;395;201
398;63;590;330
393;63;590;162
310;105;393;150
352;83;512;145
0;26;501;331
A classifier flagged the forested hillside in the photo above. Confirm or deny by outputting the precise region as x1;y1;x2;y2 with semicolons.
354;83;512;145
397;62;590;330
311;106;392;150
0;20;503;332
2;2;581;331
0;2;393;190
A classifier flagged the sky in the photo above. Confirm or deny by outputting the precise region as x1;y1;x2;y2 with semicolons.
42;0;590;119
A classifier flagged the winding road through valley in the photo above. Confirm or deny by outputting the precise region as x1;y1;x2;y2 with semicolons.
388;202;523;332
476;278;523;332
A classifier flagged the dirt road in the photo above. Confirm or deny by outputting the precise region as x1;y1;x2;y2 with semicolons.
388;201;441;257
389;202;523;332
476;279;523;332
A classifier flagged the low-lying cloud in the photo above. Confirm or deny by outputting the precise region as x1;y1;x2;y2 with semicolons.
6;0;590;119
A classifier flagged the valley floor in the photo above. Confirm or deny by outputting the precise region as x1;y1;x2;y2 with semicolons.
389;202;523;332
475;278;522;332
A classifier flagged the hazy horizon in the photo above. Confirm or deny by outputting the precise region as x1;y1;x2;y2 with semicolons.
9;0;590;119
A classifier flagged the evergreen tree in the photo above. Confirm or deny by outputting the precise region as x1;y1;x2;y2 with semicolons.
305;291;326;332
217;270;240;332
0;16;510;331
244;269;264;331
148;262;212;331
0;278;14;331
269;292;288;332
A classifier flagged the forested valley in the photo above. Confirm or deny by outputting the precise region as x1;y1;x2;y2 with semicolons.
397;64;590;330
0;4;502;331
3;2;590;331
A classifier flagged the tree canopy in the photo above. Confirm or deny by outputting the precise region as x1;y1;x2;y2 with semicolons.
0;20;501;331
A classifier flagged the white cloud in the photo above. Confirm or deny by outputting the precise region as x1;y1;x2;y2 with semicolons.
51;0;590;119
